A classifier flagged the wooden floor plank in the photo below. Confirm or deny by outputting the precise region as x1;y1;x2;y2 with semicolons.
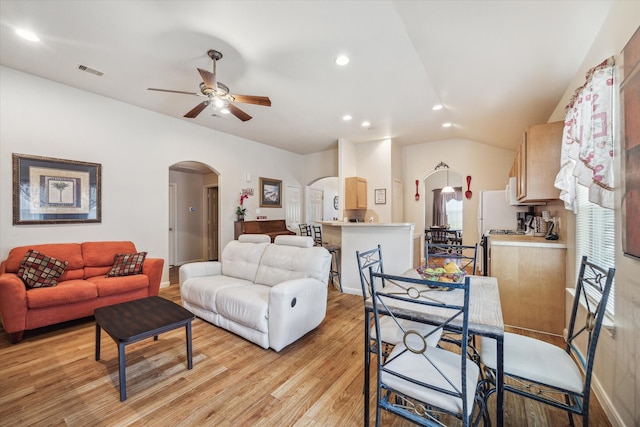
0;274;611;426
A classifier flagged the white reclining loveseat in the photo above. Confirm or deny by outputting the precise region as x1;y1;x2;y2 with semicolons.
179;234;331;351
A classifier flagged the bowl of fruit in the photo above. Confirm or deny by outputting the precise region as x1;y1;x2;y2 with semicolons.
417;261;466;288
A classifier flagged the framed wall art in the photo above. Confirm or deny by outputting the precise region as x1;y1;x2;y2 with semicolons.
259;177;282;208
374;188;386;204
13;153;102;225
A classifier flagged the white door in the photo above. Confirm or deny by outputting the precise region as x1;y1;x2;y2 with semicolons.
308;187;323;223
285;185;301;231
168;183;177;267
392;179;403;222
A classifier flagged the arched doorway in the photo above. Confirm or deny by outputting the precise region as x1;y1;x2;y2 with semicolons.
168;161;220;267
423;168;463;235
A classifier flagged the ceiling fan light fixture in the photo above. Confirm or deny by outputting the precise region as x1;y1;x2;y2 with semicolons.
220;108;230;115
214;98;225;108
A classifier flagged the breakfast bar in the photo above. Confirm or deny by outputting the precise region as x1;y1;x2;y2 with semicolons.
317;221;415;295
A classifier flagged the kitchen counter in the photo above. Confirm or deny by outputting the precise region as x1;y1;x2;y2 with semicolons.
317;221;415;227
488;234;567;249
318;222;415;295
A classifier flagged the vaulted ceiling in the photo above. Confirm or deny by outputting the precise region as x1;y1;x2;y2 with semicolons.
0;1;612;154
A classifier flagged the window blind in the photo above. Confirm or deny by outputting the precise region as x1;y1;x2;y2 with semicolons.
575;184;615;314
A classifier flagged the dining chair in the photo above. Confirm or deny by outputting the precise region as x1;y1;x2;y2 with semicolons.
299;223;311;237
424;242;479;360
356;246;442;358
368;271;486;426
480;255;615;427
312;224;341;289
425;242;478;275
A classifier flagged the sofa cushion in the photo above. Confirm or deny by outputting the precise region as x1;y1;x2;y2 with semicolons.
27;279;98;309
220;240;270;282
106;252;147;277
4;243;84;282
181;275;252;312
87;274;149;297
254;244;330;287
216;284;270;333
82;241;137;277
18;249;69;288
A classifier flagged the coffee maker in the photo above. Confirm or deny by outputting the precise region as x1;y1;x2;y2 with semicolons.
516;212;527;232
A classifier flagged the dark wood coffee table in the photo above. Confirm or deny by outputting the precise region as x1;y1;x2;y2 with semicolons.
94;296;195;401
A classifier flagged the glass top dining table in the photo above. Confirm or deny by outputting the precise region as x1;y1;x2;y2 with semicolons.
363;270;505;426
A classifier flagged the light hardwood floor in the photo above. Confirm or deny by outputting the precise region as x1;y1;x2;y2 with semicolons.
0;275;611;426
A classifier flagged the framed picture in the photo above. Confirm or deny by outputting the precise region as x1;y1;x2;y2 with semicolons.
259;177;282;208
13;153;101;225
375;188;386;204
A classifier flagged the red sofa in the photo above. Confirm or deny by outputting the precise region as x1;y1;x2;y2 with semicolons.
0;241;164;343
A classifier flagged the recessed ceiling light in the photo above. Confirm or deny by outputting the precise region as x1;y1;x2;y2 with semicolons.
432;104;444;111
442;122;453;128
335;55;350;66
342;115;352;121
361;121;370;127
15;29;40;42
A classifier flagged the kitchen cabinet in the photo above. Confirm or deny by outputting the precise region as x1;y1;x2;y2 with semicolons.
489;236;566;335
514;121;564;202
345;177;367;209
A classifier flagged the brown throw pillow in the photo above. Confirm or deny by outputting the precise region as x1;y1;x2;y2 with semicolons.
106;252;147;277
17;249;68;288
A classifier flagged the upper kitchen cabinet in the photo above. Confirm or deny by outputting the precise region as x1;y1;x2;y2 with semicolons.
345;177;367;209
514;121;564;202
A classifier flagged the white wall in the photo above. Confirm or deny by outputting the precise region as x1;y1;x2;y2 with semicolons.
356;139;393;222
546;3;640;426
0;67;334;285
403;138;516;246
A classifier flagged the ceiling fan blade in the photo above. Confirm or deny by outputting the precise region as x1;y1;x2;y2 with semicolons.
231;95;272;107
184;101;210;118
228;103;252;121
198;68;216;89
148;88;198;95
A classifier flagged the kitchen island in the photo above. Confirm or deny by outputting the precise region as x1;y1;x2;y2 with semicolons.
318;221;415;295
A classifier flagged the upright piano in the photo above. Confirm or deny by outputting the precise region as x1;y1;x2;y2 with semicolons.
234;220;296;242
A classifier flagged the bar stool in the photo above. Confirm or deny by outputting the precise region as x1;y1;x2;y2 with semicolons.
312;225;341;291
299;223;311;236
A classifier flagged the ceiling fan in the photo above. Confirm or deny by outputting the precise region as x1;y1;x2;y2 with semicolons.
148;49;271;122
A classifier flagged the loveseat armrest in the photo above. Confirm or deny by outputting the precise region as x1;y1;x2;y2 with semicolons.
0;273;28;338
179;262;222;286
268;278;328;352
143;258;164;296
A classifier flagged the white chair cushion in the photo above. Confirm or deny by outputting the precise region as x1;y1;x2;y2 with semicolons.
221;239;270;282
238;234;271;243
274;235;314;248
480;332;584;393
216;284;270;333
255;244;330;286
180;275;252;312
382;344;479;417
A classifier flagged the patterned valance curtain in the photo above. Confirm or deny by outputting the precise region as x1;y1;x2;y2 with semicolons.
432;187;463;226
554;56;617;212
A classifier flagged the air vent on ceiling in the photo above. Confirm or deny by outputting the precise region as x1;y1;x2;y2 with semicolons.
77;64;104;77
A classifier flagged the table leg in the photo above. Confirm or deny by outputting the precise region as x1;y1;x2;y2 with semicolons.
496;336;504;427
95;324;101;361
118;343;127;401
363;308;371;426
186;321;193;370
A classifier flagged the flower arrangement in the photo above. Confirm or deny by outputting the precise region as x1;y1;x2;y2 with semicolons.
236;193;249;217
